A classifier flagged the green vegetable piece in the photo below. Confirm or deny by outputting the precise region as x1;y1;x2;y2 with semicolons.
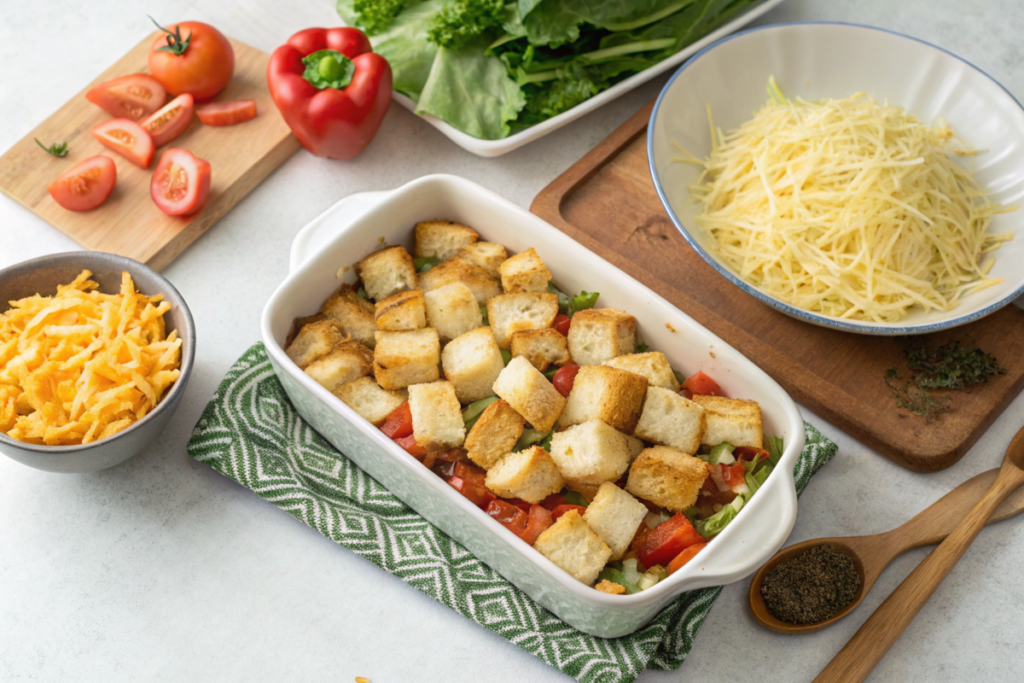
349;0;406;35
767;435;785;466
302;50;356;90
708;442;734;465
34;138;69;157
356;286;369;301
462;395;499;430
596;567;640;594
514;427;551;452
570;290;599;313
695;495;744;538
413;256;441;272
543;367;558;379
427;0;505;49
621;557;643;585
539;431;553;451
480;304;489;325
673;369;685;384
500;349;512;365
635;340;650;353
564;490;588;507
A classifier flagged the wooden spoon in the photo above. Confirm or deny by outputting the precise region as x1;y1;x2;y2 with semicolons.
748;466;1024;634
814;425;1024;682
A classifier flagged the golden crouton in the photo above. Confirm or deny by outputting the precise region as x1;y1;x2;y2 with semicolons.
625;446;709;512
285;319;347;368
567;308;637;366
332;376;408;426
454;242;507;279
510;328;570;371
465;399;525;470
485;445;565;504
419;258;501;305
533;510;612;586
354;246;418;302
558;365;647;433
584;482;649;560
486;292;559;349
441;327;504;403
302;339;374;391
634;387;706;454
499;247;552;293
374;289;427;331
373;328;440;390
691;395;764;449
414;219;478;260
424;282;482;341
286;313;325;348
408;380;465;451
549;419;632;486
595;579;626;595
320;284;378;348
603;352;680;391
492;356;565;432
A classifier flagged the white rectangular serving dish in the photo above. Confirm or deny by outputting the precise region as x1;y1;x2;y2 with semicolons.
350;0;786;157
261;174;805;637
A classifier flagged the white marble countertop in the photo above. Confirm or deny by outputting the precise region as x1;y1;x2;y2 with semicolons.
2;1;1023;681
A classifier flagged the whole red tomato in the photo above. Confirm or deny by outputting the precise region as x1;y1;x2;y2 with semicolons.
148;21;235;101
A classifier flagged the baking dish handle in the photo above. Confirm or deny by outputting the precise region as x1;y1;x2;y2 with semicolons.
289;191;391;274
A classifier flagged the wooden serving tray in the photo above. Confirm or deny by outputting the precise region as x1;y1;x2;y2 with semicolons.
0;32;300;271
531;101;1024;473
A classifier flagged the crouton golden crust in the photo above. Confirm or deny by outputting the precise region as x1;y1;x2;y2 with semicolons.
584;482;649;560
320;284;378;348
373;328;440;390
374;289;427;331
414;220;479;260
558;365;647;433
286;313;325;348
285;319;347;368
567;308;637;366
549;419;632;486
441;327;504;403
625;446;709;512
354;246;418;303
409;381;465;451
419;258;502;305
510;328;570;371
533;510;612;586
499;247;552;293
634;386;706;454
492;356;566;432
595;579;626;595
302;339;374;391
486;292;559;349
603;352;681;391
332;376;408;426
485;445;565;504
692;395;764;449
424;282;483;341
465;400;525;470
454;242;507;279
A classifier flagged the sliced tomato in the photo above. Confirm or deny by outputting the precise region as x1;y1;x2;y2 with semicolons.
448;476;495;510
681;370;722;397
486;499;528;537
85;74;166;120
552;313;572;336
380;402;413;438
196;99;257;126
552;363;579;397
634;513;705;568
47;156;116;212
668;542;707;575
550;504;587;520
141;94;194;146
91;119;155;169
150;148;211;216
521;504;554;545
395;434;427;458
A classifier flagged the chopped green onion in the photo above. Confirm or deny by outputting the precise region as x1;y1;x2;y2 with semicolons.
462;396;499;430
597;567;640;594
565;490;588;507
635;340;650;353
708;443;735;465
413;256;441;272
621;558;643;585
514;427;550;452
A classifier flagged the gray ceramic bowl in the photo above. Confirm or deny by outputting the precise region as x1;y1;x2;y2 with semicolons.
0;252;195;473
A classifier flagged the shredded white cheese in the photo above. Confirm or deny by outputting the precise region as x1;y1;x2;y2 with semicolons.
682;82;1015;322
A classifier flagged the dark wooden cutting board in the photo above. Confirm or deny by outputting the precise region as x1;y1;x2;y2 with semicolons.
530;101;1024;473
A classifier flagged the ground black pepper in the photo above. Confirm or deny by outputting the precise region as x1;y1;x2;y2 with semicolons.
761;544;860;624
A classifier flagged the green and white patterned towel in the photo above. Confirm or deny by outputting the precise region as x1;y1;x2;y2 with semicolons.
188;343;837;683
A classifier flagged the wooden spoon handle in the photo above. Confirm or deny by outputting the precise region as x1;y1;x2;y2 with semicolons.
815;463;1024;683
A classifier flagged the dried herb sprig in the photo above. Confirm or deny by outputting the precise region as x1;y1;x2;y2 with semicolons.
884;368;951;423
904;340;1005;390
35;138;69;157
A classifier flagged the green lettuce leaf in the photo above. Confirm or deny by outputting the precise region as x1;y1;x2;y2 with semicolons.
370;0;446;100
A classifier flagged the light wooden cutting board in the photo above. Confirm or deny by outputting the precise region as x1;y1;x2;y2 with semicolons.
0;31;301;271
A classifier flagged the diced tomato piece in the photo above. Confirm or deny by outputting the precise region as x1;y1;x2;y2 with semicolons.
448;476;495;509
681;388;693;400
453;461;487;488
486;499;528;537
681;371;722;397
380;402;413;438
552;363;580;397
47;156;116;212
86;74;166;120
521;504;554;545
150;148;211;216
634;513;705;567
91;118;155;169
196;99;257;126
735;446;770;463
540;493;567;510
551;504;587;520
668;542;707;575
720;462;747;488
431;459;458;480
433;448;465;462
141;94;194;147
395;434;427;458
552;313;572;336
504;498;533;514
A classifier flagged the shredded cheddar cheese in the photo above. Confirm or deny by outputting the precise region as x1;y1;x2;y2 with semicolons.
0;270;181;445
680;81;1014;322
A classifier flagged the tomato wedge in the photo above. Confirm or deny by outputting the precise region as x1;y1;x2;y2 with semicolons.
486;499;528;536
633;513;705;568
150;148;211;216
196;99;257;126
552;313;572;336
47;156;116;212
395;434;427;458
86;74;166;120
520;504;554;545
91;119;155;169
668;542;707;575
681;370;722;397
448;476;495;510
380;402;413;439
141;94;194;147
552;363;579;397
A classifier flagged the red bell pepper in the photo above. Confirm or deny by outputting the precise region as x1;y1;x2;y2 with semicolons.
267;27;392;160
633;513;705;568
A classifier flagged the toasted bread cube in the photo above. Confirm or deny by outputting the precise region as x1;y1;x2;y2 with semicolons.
441;327;504;403
626;434;645;462
454;242;507;279
692;395;763;449
534;510;612;586
603;352;680;391
286;313;325;348
633;387;706;454
510;328;570;371
465;399;525;470
492;356;565;432
499;247;552;293
486;292;559;349
565;481;602;503
414;220;478;260
374;289;426;331
303;339;374;391
584;482;649;560
285;319;347;368
373;328;440;390
485;446;565;504
558;365;647;433
332;376;408;426
626;446;708;512
549;419;632;486
408;381;465;451
595;579;626;595
354;246;418;302
424;282;482;341
419;258;501;305
320;284;378;348
567;308;637;366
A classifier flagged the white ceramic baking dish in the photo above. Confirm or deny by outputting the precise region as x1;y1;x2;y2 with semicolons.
261;174;805;637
